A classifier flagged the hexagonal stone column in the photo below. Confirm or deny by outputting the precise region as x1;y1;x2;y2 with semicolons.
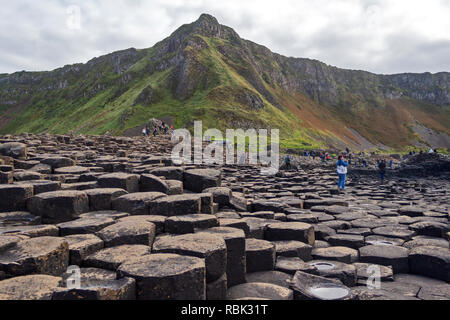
184;169;221;193
165;214;218;234
82;245;151;271
197;227;246;287
0;275;61;300
307;260;357;287
65;234;104;265
290;271;353;300
245;239;276;273
27;190;89;223
84;188;128;211
409;246;450;282
57;217;115;236
112;192;166;215
98;173;139;193
0;236;69;277
359;245;409;273
149;194;201;216
0;142;27;159
117;253;206;300
140;174;169;194
265;222;315;246
274;241;312;261
227;282;293;300
0;184;33;212
96;220;156;247
153;233;226;282
312;246;359;264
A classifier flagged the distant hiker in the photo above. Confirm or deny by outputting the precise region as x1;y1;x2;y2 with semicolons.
285;155;291;168
389;160;393;169
164;126;168;134
363;159;367;168
346;147;350;155
153;128;158;136
142;128;147;137
336;155;348;191
311;151;315;160
378;160;386;183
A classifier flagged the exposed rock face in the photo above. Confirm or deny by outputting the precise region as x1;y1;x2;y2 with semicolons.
0;14;448;150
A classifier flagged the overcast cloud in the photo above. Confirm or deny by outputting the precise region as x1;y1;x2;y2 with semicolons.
0;0;449;74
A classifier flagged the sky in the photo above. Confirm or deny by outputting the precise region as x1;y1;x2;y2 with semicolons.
0;0;449;75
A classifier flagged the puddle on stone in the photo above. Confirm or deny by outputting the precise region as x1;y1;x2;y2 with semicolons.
310;262;335;271
368;240;395;246
309;286;349;300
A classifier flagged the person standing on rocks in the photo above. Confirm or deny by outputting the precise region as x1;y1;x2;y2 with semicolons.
378;159;387;183
336;155;348;191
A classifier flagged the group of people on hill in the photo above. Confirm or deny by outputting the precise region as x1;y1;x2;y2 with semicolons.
288;147;396;193
334;153;389;192
142;121;172;137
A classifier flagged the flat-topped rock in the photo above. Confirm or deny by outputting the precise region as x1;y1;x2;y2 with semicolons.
0;184;33;212
273;241;312;261
82;244;151;271
149;194;202;216
326;234;365;249
27;190;89;223
354;263;394;283
0;236;68;277
84;188;128;211
79;210;129;220
0;211;41;227
245;238;276;273
140;174;170;194
165;214;218;234
65;234;104;265
97;173;139;193
153;233;226;282
0;275;61;300
0;224;58;238
359;245;409;273
112;192;166;215
54;166;90;175
307;260;357;287
409;246;450;282
290;271;353;300
96;220;156;247
227;282;293;300
184;169;221;193
40;157;75;169
117;253;205;300
311;246;359;264
0;142;27;159
196;227;246;287
53;276;135;300
57;217;115;236
246;271;293;288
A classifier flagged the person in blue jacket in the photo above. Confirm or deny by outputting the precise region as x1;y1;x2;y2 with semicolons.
336;155;349;191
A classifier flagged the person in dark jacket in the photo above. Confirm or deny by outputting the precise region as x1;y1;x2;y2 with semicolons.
336;155;349;191
378;160;386;183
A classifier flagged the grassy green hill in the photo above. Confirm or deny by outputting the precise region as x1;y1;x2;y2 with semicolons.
0;14;449;151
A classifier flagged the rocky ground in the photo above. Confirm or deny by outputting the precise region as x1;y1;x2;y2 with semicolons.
0;133;448;300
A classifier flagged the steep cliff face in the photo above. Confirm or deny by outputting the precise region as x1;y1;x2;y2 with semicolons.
0;14;449;150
